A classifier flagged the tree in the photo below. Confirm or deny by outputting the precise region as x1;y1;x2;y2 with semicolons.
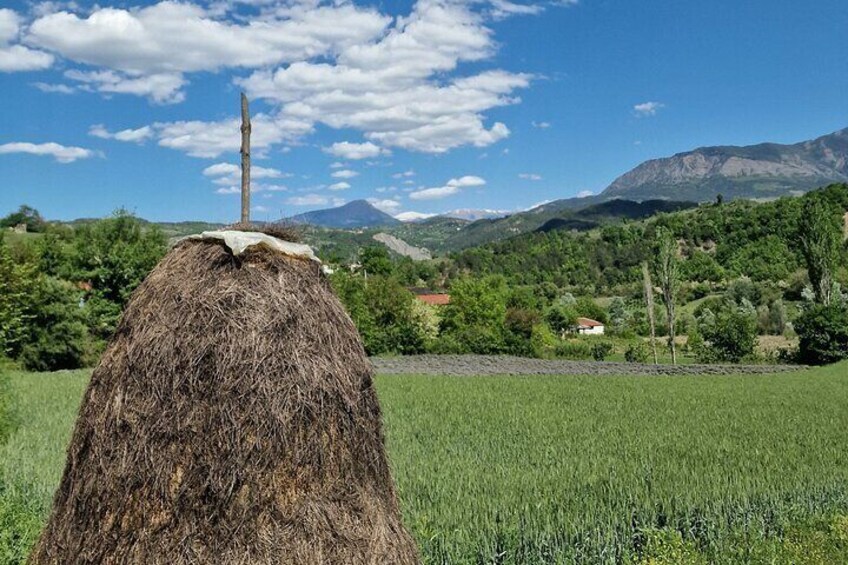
653;228;680;364
698;305;758;363
0;205;45;232
798;197;842;306
642;262;658;364
794;304;848;365
440;276;508;353
0;235;35;357
359;246;394;278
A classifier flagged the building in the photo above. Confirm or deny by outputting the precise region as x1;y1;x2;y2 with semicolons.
415;293;450;306
574;317;605;335
408;287;450;306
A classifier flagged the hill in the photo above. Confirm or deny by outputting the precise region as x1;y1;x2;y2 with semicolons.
602;127;848;201
438;198;695;251
287;199;401;229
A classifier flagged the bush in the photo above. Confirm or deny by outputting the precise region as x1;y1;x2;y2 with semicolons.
697;306;759;363
794;304;848;365
624;342;649;363
555;340;592;360
530;324;558;359
591;341;614;361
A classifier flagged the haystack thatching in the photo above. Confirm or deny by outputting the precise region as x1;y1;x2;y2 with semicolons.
31;231;420;564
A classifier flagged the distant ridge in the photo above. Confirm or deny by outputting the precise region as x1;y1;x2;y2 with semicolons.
287;199;401;229
601;127;848;201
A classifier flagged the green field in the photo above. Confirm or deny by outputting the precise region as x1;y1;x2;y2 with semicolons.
2;366;848;564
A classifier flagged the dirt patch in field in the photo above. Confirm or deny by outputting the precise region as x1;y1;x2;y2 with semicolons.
371;355;805;376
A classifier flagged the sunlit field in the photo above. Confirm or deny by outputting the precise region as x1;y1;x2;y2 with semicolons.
2;365;848;564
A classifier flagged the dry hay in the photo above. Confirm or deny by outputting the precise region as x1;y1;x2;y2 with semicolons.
31;235;420;565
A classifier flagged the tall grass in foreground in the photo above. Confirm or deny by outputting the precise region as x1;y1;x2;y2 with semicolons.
377;365;848;563
1;366;847;563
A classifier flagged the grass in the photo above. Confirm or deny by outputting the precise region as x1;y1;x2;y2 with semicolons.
1;365;847;563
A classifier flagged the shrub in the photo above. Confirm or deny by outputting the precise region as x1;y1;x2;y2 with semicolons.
530;324;558;359
555;340;592;360
624;342;649;363
697;306;759;363
794;304;848;365
18;277;89;372
591;341;614;361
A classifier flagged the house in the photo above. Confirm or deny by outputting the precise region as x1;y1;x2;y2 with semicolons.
574;317;605;335
408;287;450;306
415;293;450;306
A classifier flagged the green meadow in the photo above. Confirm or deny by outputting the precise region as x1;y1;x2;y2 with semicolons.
2;365;848;564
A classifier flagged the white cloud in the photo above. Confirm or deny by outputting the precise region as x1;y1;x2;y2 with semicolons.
26;2;389;101
489;1;544;20
519;173;542;180
23;0;546;155
286;193;328;206
89;124;153;143
531;120;551;129
252;204;270;213
395;210;436;222
238;1;531;153
633;101;664;117
331;169;358;179
367;198;402;213
329;161;345;169
0;9;54;72
324;141;388;160
392;170;415;179
150;113;312;158
409;174;486;200
577;190;594;198
328;181;351;191
0;141;96;163
32;82;74;93
204;161;290;193
65;69;186;104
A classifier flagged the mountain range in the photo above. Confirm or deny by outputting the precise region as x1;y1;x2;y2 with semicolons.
601;127;848;201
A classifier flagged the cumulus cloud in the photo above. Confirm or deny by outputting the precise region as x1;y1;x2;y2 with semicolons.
25;1;389;101
489;0;544;20
324;141;388;160
331;169;358;179
577;189;594;197
0;9;54;71
65;69;187;104
633;101;664;117
104;113;312;158
328;181;351;191
531;120;551;128
395;210;436;222
518;173;542;180
238;1;532;153
20;0;555;155
89;124;153;143
409;174;485;200
0;141;96;163
286;193;330;206
367;198;402;213
203;161;290;194
32;81;75;93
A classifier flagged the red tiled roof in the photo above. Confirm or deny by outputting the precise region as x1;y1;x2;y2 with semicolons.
576;317;603;327
416;294;450;306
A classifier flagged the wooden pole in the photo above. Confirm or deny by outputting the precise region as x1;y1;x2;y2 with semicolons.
240;93;251;224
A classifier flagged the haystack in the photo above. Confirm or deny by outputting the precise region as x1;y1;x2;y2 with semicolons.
31;229;420;565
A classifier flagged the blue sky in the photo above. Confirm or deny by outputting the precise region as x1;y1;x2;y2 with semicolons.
0;0;846;223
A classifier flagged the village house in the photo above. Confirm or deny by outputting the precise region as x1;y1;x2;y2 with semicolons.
574;317;605;335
